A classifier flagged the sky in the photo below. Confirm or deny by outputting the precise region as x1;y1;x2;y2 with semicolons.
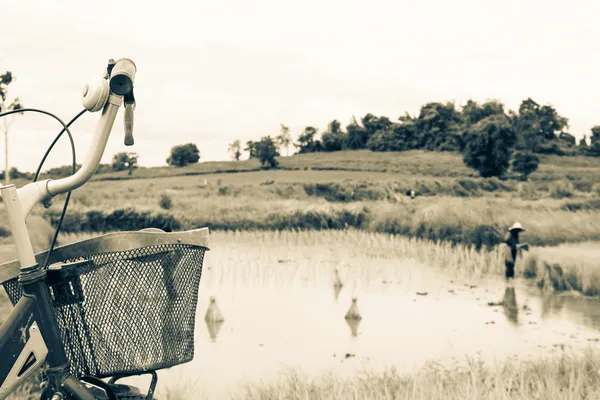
2;0;599;172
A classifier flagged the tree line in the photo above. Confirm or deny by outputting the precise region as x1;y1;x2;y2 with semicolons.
229;98;600;179
5;95;600;181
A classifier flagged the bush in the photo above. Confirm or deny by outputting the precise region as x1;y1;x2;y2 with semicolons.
561;199;600;212
159;194;172;210
511;151;539;180
167;143;200;167
462;115;517;178
517;182;538;200
549;180;575;199
218;186;231;196
48;209;181;232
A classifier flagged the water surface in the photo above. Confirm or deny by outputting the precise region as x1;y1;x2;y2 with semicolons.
139;254;600;399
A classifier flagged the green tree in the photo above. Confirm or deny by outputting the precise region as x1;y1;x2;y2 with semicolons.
344;116;368;149
511;151;539;181
245;140;258;159
256;136;279;168
111;152;139;175
321;120;347;152
361;114;392;140
276;124;292;156
578;134;589;155
0;71;24;184
511;98;568;153
416;102;463;151
558;132;576;147
367;119;420;152
167;143;200;167
588;126;600;157
462;115;517;178
228;139;242;161
295;126;322;153
462;100;505;127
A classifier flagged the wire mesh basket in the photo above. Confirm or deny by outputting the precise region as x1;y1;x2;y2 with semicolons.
0;228;209;379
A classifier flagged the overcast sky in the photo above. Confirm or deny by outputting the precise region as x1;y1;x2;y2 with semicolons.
2;0;599;172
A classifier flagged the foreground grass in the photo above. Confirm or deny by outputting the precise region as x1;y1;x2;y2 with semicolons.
240;349;600;400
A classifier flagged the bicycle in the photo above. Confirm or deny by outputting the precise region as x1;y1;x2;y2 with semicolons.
0;58;210;399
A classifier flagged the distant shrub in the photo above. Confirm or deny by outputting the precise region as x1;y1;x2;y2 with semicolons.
561;199;600;212
517;182;538;200
549;180;575;199
218;186;231;196
573;180;593;193
303;183;386;202
452;183;473;197
479;177;513;192
457;179;479;192
48;209;181;232
159;194;172;210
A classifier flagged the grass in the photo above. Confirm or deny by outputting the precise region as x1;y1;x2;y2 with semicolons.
89;150;600;187
53;229;600;298
2;150;599;251
239;348;600;400
35;192;600;249
523;242;600;296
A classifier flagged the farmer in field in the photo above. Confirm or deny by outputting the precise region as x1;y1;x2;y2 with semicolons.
503;222;529;280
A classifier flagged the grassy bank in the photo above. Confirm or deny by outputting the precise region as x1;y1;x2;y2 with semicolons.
239;349;600;400
90;150;600;190
42;195;600;250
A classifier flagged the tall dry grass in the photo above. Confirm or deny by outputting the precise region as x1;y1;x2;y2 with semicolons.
41;188;600;249
523;242;600;296
241;348;600;400
6;226;600;298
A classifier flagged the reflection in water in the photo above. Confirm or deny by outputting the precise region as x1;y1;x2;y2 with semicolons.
205;320;224;342
333;269;343;289
346;318;361;338
333;269;343;302
541;293;566;319
333;284;342;301
502;287;519;325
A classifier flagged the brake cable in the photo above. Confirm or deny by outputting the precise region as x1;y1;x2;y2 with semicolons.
0;107;85;268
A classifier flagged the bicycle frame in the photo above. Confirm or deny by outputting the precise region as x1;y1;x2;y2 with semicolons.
0;58;136;400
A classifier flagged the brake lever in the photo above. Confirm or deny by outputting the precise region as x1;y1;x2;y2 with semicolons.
124;90;135;146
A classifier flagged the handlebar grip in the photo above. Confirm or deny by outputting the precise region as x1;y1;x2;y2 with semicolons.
124;103;134;146
109;58;137;96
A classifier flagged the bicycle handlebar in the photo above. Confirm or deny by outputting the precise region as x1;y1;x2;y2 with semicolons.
15;58;136;218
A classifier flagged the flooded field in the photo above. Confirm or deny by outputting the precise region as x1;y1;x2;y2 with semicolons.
2;230;600;399
122;230;600;399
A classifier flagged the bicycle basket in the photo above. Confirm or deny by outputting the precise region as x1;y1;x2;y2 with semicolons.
0;228;209;379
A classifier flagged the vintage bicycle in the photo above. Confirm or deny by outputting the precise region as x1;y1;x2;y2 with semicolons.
0;58;209;399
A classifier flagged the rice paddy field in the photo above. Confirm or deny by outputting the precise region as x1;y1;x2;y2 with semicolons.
3;230;600;399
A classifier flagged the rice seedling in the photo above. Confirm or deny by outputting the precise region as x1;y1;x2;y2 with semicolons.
522;242;600;296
